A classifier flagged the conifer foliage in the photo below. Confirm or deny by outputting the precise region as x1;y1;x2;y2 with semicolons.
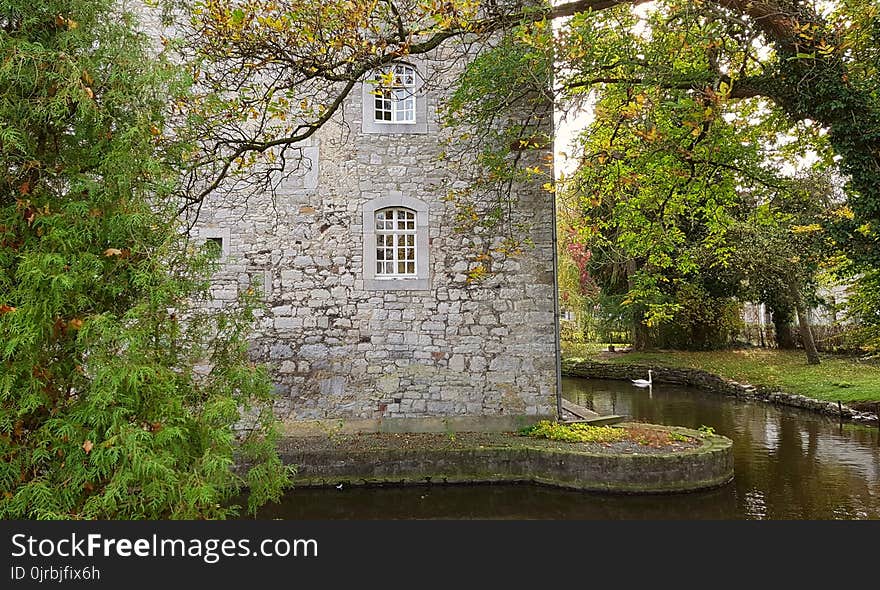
0;1;289;518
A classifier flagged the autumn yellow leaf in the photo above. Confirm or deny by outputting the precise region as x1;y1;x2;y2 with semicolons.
831;206;854;220
82;440;93;454
104;248;123;257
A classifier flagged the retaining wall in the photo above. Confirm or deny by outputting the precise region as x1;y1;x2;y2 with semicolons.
280;424;734;494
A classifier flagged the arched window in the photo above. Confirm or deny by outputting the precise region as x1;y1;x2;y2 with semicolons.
361;61;428;135
375;207;417;276
363;196;429;290
374;64;417;124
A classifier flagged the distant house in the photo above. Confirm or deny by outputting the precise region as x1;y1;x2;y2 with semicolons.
740;282;855;348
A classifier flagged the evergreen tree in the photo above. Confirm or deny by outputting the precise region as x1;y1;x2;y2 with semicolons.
0;0;289;519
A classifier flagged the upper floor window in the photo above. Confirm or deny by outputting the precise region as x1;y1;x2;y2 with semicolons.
376;207;417;276
361;61;428;135
374;64;417;124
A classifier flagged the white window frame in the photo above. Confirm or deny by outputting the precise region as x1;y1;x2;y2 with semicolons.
375;207;418;277
361;60;428;135
363;196;429;291
373;64;417;124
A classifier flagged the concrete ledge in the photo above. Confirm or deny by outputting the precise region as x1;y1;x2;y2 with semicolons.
563;358;880;426
280;424;734;494
281;414;553;437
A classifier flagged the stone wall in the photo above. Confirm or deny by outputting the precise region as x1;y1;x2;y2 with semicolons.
563;359;880;425
193;46;557;422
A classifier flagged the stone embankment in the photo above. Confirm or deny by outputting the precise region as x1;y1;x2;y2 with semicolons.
279;426;734;494
563;359;880;426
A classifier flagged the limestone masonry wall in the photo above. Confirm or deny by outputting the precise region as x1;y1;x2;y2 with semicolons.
194;47;557;421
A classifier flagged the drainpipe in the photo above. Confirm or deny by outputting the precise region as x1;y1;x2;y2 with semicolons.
550;184;564;421
547;36;563;422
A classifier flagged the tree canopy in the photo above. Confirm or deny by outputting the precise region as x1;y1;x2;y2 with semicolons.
161;0;879;354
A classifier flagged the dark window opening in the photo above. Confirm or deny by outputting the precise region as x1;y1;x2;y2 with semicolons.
206;237;223;256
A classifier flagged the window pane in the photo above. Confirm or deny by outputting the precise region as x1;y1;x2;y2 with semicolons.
406;234;414;247
375;91;392;121
398;261;406;274
401;99;415;121
406;262;415;274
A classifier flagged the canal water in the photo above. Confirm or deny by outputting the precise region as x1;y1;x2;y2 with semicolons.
259;377;880;519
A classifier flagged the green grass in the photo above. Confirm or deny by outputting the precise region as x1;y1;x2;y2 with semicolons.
563;344;880;404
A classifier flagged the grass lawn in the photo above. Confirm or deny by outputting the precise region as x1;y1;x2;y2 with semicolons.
563;343;880;405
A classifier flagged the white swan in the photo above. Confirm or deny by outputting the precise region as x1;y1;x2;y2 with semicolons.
632;370;653;387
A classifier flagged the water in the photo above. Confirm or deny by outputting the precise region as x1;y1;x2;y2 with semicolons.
258;377;880;519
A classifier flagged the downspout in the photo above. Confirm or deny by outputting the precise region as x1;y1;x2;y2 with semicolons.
548;26;563;422
551;177;564;421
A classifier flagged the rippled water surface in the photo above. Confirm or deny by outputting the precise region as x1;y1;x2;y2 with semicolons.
259;377;880;519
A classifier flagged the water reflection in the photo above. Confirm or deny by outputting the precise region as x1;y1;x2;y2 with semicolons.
257;378;880;520
564;377;880;520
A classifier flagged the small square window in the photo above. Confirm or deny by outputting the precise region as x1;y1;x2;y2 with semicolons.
205;237;223;256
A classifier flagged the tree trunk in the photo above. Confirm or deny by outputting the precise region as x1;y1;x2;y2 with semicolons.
792;289;821;366
626;258;650;350
631;314;649;351
769;305;796;350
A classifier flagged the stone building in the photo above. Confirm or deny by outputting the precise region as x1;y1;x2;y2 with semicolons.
191;45;559;430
